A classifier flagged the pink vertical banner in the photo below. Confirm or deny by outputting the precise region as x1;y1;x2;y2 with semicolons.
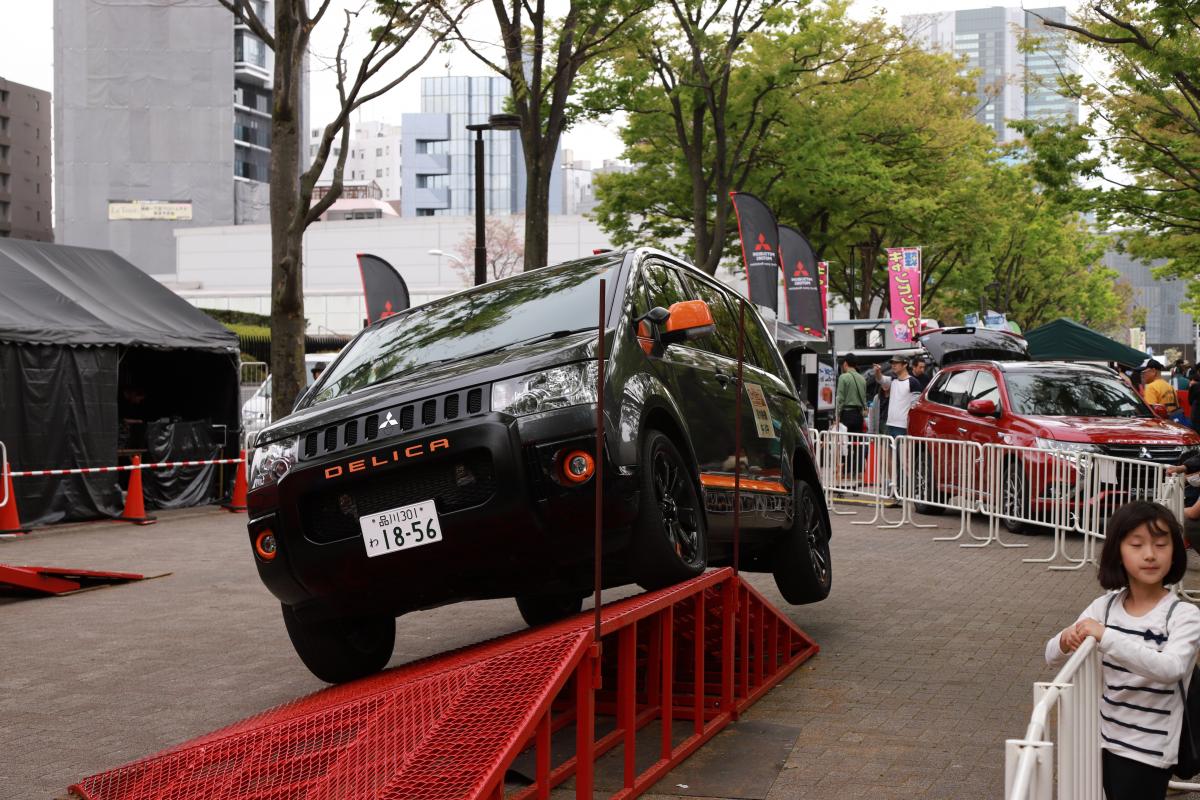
817;261;829;334
886;247;921;343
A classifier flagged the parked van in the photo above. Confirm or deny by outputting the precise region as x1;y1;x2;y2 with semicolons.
241;353;342;445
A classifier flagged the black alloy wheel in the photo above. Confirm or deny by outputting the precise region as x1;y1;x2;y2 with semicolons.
773;480;832;604
913;457;945;516
631;430;708;590
1001;466;1037;534
281;604;395;684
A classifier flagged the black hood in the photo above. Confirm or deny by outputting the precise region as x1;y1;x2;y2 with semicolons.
255;330;603;444
919;327;1029;366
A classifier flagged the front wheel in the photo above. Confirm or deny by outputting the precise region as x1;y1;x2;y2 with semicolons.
631;430;708;591
912;456;945;516
772;480;832;604
281;604;395;683
1001;467;1038;534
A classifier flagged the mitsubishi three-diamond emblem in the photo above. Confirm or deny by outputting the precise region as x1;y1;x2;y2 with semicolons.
1139;446;1152;460
380;411;398;429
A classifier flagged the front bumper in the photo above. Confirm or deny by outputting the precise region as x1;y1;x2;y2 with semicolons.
246;408;638;621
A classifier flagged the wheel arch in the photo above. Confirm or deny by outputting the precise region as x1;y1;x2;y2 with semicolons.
792;444;832;539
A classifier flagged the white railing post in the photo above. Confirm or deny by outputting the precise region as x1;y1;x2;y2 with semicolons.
239;360;270;450
0;440;8;508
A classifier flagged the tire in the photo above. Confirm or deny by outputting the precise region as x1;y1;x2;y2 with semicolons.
631;430;708;591
1001;468;1038;535
515;593;584;627
773;480;833;605
281;604;395;684
913;456;945;516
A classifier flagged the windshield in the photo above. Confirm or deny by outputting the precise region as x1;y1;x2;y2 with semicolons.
1005;372;1151;418
311;254;623;403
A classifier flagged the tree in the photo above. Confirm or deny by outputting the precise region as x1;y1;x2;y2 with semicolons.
451;0;650;271
453;216;525;283
580;0;897;275
216;0;461;418
1032;2;1200;313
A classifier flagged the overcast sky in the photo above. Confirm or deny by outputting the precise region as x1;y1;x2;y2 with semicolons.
0;0;1083;164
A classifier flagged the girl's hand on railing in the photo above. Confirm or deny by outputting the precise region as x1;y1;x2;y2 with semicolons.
1060;625;1086;653
1075;618;1105;643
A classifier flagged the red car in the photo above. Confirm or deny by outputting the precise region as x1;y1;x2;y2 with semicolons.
907;355;1200;529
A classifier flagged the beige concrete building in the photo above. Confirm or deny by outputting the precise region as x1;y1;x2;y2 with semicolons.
0;77;52;242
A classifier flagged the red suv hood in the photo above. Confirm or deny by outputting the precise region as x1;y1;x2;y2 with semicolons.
1021;415;1200;445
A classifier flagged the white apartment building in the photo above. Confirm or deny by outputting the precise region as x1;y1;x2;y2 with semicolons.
311;120;403;201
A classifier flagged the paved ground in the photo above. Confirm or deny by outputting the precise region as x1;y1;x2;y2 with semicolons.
0;502;1190;799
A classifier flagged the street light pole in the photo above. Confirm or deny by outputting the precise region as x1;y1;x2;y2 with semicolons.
465;114;522;288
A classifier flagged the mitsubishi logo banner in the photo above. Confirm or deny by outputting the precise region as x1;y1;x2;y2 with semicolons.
729;192;781;312
779;225;825;337
357;253;411;325
886;247;922;344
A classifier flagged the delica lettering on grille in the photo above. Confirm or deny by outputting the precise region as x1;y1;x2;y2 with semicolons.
323;438;450;480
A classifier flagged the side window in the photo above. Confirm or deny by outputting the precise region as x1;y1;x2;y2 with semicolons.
641;261;689;313
969;370;1001;409
941;370;976;409
688;280;741;360
742;306;786;378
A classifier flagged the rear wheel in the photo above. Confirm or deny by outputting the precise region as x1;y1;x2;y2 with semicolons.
515;593;584;627
281;604;395;684
631;430;708;590
772;480;833;604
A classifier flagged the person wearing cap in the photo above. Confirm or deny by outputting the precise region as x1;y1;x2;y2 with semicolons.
1141;359;1179;413
873;355;923;438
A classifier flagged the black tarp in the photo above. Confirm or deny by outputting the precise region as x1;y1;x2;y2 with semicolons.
1023;318;1150;367
0;240;240;527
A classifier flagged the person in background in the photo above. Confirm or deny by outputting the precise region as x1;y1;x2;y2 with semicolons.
911;357;932;391
1142;359;1179;413
1173;359;1190;392
835;354;868;434
311;362;327;383
1189;368;1200;431
874;356;921;438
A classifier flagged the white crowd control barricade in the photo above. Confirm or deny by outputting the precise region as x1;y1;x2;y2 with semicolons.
240;361;270;450
1074;452;1174;569
1005;637;1102;800
976;443;1092;554
814;429;899;526
891;436;984;541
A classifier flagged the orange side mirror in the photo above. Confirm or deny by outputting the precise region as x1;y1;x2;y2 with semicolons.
664;300;715;340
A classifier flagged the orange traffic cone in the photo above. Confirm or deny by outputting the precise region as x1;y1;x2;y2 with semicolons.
120;455;157;526
0;468;30;535
224;450;248;513
862;440;877;486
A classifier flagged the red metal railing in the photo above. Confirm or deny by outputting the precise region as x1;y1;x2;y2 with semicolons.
71;568;817;800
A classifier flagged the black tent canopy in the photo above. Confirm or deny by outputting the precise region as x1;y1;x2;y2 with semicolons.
0;240;240;527
1023;318;1149;368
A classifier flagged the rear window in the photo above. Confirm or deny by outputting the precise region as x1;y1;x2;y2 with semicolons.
1004;372;1151;418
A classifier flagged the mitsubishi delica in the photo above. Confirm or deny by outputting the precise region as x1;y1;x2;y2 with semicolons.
245;248;832;683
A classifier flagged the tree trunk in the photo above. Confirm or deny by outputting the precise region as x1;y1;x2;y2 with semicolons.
269;3;306;420
522;143;554;270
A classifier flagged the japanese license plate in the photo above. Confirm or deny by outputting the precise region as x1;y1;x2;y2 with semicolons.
1098;459;1118;485
359;499;442;558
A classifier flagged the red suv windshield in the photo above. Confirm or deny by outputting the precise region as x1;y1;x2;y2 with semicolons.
1004;371;1150;418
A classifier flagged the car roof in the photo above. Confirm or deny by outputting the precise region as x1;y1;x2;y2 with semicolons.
943;359;1117;376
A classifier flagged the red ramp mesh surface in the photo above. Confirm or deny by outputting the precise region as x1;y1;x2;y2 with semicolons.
72;569;818;800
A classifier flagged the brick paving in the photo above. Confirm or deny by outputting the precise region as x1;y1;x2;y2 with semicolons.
0;502;1189;798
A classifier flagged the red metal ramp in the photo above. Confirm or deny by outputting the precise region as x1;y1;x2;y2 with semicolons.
71;568;818;800
0;564;146;596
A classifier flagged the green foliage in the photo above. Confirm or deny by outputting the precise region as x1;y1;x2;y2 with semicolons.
588;11;1121;331
1029;1;1200;314
200;308;272;327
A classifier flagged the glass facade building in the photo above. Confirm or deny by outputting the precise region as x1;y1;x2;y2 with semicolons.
402;76;561;217
903;5;1078;143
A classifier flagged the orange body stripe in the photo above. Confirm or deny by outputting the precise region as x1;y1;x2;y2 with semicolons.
699;474;788;495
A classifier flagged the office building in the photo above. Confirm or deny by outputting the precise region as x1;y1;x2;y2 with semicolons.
0;77;52;241
1104;250;1195;357
54;0;289;275
402;76;561;217
312;120;403;201
903;6;1078;142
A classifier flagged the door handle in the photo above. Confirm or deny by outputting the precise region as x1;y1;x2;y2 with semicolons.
715;372;734;388
956;427;968;434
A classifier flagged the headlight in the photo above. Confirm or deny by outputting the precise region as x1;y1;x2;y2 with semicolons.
249;438;298;490
1035;437;1101;454
491;362;599;417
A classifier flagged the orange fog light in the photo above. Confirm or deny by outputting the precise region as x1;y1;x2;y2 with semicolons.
255;529;278;561
560;450;595;485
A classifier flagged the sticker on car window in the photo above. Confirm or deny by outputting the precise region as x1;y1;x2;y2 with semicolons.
745;383;776;438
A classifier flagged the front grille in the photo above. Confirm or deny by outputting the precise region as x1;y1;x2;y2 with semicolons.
300;450;496;544
1101;443;1188;465
299;386;490;461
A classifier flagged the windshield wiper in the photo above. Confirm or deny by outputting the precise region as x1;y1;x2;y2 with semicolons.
473;327;597;358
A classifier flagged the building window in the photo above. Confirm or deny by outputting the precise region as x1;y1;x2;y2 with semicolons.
35;182;39;194
0;145;8;162
376;147;383;156
0;90;8;104
376;169;383;178
0;116;7;133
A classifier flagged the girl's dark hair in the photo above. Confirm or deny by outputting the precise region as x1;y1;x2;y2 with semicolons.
1098;501;1187;590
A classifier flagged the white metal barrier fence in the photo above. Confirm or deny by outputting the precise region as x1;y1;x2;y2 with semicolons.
1;440;7;508
814;430;897;525
1005;637;1102;800
892;436;983;541
240;361;269;450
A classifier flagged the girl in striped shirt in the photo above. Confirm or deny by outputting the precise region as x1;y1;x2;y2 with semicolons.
1047;501;1200;800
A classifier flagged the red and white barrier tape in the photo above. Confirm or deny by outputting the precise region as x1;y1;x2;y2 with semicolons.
6;457;245;478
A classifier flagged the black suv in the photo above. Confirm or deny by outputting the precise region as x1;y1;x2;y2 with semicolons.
246;248;832;682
